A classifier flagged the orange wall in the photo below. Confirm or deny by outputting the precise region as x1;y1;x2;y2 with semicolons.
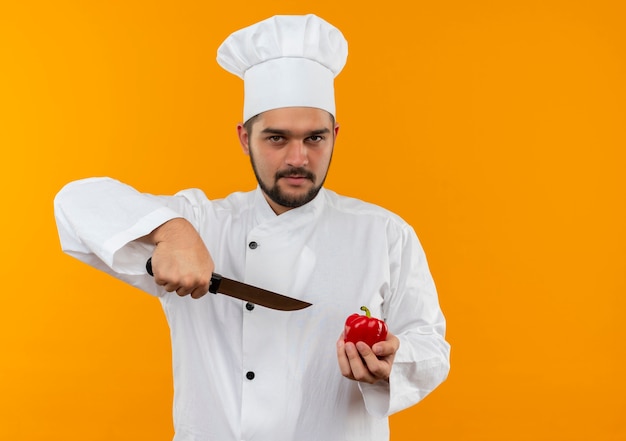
1;1;625;440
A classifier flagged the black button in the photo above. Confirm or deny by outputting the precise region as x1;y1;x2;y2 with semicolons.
246;371;255;380
246;302;255;311
248;241;258;249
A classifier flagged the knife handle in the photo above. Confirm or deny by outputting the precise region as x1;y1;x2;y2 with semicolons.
208;272;222;294
146;257;222;294
146;257;154;276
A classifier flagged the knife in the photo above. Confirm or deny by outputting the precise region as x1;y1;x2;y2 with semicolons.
146;258;312;311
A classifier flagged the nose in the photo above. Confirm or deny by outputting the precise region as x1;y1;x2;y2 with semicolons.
285;140;308;167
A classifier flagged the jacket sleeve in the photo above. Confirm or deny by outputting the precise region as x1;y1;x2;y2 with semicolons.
53;177;206;295
359;223;451;417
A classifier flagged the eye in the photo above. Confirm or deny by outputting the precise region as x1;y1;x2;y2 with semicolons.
267;135;284;143
308;135;324;142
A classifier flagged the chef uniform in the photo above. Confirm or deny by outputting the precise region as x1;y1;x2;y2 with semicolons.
54;14;450;441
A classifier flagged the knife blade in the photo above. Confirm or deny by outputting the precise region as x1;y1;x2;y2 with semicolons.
146;258;312;311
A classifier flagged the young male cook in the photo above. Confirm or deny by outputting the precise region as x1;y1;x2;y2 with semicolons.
55;14;450;441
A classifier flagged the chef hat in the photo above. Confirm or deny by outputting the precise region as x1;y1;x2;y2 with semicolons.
217;14;348;122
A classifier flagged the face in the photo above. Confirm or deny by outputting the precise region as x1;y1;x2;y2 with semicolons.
237;107;339;214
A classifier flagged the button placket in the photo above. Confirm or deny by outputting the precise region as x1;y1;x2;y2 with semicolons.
245;240;258;312
242;226;298;437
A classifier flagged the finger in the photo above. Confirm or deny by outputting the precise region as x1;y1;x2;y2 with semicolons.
176;286;191;297
161;281;179;293
190;276;212;299
346;342;375;383
371;340;396;358
336;338;354;378
355;342;384;374
153;275;169;287
371;332;400;357
356;342;393;380
190;286;208;299
355;341;376;360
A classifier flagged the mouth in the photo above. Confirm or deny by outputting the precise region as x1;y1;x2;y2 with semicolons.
280;175;312;187
276;169;315;184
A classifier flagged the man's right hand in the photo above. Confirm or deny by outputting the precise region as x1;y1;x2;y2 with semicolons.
145;218;214;298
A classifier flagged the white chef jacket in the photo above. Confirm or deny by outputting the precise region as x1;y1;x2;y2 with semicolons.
54;177;450;441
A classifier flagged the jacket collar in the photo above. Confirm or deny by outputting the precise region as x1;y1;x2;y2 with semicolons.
253;186;326;228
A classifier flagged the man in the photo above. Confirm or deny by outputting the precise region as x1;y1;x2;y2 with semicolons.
54;14;450;441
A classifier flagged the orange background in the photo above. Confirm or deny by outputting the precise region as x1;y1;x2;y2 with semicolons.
1;1;625;440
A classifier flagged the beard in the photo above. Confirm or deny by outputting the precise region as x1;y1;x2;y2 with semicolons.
249;148;329;210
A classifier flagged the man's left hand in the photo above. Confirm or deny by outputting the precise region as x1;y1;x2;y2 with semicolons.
336;331;400;384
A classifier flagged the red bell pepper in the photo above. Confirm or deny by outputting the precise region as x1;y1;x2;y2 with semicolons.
344;306;388;348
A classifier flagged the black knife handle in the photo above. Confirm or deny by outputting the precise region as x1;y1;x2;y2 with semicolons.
146;257;154;276
208;273;222;294
146;257;222;294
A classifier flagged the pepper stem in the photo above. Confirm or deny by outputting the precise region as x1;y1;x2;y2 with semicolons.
360;306;371;317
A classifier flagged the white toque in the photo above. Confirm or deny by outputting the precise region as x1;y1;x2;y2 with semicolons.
217;14;348;122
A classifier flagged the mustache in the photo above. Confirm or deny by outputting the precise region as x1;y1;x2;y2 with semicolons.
275;167;316;181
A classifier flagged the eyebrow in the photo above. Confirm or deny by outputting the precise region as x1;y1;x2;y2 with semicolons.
260;127;331;136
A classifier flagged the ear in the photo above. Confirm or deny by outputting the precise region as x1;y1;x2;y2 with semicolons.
334;123;340;140
237;123;250;155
